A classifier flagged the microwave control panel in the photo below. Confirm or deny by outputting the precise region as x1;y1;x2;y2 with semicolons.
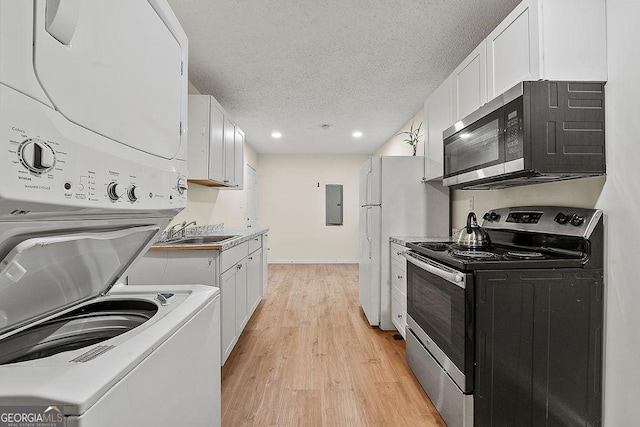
504;108;523;162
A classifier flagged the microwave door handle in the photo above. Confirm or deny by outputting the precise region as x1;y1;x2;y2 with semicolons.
402;252;465;288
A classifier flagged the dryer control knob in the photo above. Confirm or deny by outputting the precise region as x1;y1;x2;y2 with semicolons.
19;139;56;174
107;182;125;201
127;185;142;201
176;177;187;195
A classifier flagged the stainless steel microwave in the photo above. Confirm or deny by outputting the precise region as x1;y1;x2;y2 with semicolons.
442;81;606;190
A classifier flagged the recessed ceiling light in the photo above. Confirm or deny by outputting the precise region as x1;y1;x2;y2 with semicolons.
352;131;363;138
271;132;282;138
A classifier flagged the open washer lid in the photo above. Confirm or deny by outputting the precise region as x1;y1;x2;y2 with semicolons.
0;225;159;335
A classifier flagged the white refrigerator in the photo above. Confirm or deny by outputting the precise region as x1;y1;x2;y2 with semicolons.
359;156;449;330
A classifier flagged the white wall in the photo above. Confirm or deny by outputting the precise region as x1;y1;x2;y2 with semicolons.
598;2;640;423
375;110;426;157
258;154;368;262
451;176;606;232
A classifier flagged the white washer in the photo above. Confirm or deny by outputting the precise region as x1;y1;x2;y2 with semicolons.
0;228;221;426
0;1;221;425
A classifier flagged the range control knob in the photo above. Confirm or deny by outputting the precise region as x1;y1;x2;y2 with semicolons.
554;212;569;224
127;185;142;201
454;274;464;283
107;182;126;201
569;213;585;226
483;211;501;222
176;177;187;195
19;139;56;174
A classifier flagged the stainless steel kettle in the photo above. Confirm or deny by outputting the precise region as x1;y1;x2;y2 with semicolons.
456;212;491;249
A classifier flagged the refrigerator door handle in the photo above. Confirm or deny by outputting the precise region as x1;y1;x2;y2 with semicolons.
366;169;372;205
366;207;372;259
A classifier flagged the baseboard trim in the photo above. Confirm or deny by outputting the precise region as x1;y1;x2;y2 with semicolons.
268;260;358;264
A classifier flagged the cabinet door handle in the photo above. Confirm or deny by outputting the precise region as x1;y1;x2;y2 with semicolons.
397;251;402;256
397;314;403;318
248;256;253;261
397;275;403;279
237;263;243;270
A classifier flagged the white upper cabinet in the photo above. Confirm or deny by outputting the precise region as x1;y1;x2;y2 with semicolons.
424;75;454;180
187;94;244;189
187;95;225;184
234;128;245;190
453;41;487;122
223;117;236;187
219;117;245;189
486;0;607;101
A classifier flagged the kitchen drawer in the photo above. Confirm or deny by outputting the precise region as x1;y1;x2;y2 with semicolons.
391;242;408;265
220;241;248;273
391;288;407;339
391;259;407;295
248;234;262;254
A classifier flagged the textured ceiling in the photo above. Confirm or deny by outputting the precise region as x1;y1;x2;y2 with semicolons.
167;0;520;154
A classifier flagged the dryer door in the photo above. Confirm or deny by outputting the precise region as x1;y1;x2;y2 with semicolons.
32;0;186;159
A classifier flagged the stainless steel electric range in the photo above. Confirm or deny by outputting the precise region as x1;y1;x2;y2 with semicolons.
403;206;604;427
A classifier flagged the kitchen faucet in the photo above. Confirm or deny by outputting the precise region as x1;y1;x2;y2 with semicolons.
167;220;197;240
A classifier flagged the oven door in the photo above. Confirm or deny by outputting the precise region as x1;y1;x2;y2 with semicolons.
404;251;474;393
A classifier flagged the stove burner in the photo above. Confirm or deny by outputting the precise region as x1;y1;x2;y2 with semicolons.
450;250;500;260
505;251;545;260
419;242;450;251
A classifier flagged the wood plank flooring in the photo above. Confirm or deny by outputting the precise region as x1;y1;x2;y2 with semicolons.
221;264;445;426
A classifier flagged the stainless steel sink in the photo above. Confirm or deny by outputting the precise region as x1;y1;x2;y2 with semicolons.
158;235;239;245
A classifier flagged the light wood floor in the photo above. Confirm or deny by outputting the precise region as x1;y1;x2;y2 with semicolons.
221;264;445;426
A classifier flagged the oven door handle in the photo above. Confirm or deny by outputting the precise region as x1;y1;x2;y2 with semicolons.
402;252;466;289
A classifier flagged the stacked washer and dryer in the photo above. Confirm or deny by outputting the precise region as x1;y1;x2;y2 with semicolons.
0;1;221;426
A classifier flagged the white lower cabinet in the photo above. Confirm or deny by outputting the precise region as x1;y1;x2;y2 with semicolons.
247;248;262;315
127;233;268;366
235;261;249;333
262;234;269;293
390;242;408;338
220;265;237;361
391;288;406;338
218;241;250;364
